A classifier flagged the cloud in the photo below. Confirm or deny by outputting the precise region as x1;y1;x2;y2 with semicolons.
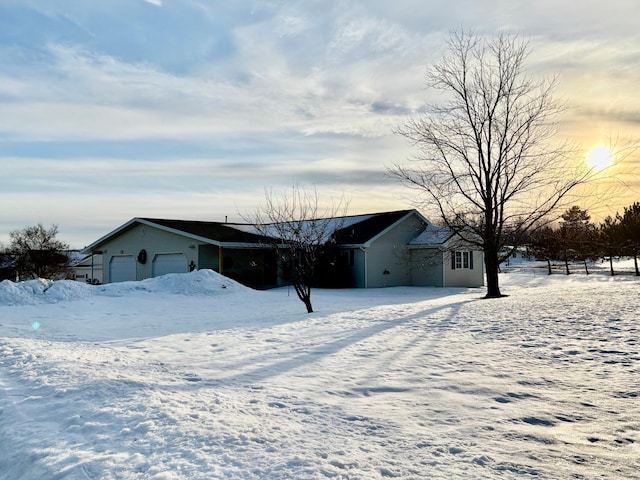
575;108;640;127
0;3;452;146
0;26;425;143
2;0;640;246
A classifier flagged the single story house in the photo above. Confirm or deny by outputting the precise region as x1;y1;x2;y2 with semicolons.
408;224;484;288
499;246;534;267
80;209;484;289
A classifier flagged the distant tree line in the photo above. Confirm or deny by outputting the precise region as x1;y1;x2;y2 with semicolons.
523;203;640;276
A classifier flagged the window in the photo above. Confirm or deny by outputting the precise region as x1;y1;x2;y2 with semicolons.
342;249;355;267
452;251;473;270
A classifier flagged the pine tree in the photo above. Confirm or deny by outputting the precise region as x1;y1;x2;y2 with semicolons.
560;206;594;274
528;226;562;275
617;202;640;275
599;216;622;276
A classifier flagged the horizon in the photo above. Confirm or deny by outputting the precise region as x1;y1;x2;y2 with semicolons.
1;1;639;248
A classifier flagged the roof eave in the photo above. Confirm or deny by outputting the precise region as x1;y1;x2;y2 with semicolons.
137;219;227;247
408;243;445;249
339;243;367;249
80;218;275;254
81;218;141;254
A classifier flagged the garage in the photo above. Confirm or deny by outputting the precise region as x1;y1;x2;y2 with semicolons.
152;253;188;277
109;255;136;283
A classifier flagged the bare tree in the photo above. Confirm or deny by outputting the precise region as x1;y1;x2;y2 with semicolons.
246;186;347;313
9;223;71;280
390;30;599;298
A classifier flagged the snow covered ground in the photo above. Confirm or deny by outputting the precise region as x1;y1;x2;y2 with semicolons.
1;264;638;479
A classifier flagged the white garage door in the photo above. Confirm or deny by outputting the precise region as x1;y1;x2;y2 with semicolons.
109;255;136;283
152;253;188;277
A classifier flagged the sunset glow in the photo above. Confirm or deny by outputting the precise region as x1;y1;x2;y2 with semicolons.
0;2;638;247
587;145;614;172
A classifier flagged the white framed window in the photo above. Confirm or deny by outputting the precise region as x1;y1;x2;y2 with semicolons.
452;251;473;270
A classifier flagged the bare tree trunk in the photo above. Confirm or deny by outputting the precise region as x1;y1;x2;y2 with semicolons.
547;259;552;275
303;297;313;313
609;255;615;276
635;255;639;276
294;284;313;313
484;248;503;298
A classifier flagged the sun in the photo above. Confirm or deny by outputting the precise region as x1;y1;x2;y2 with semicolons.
586;145;614;172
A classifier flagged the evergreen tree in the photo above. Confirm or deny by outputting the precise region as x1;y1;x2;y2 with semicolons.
528;226;562;274
560;206;594;274
599;216;623;276
617;202;640;275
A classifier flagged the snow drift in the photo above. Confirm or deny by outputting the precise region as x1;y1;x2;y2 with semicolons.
1;266;639;479
0;269;246;306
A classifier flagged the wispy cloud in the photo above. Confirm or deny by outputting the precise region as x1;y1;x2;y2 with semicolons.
1;0;639;245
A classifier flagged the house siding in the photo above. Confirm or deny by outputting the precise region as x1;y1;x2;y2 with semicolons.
98;224;198;283
71;254;103;284
443;250;484;287
84;210;485;290
365;215;426;288
410;249;444;287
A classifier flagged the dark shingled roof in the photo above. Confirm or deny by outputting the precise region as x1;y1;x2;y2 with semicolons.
82;210;419;252
333;210;414;245
139;218;273;244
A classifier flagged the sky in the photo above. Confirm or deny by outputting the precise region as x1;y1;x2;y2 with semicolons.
0;0;639;248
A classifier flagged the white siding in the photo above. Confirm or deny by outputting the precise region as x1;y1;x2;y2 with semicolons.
97;224;199;284
443;250;484;287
